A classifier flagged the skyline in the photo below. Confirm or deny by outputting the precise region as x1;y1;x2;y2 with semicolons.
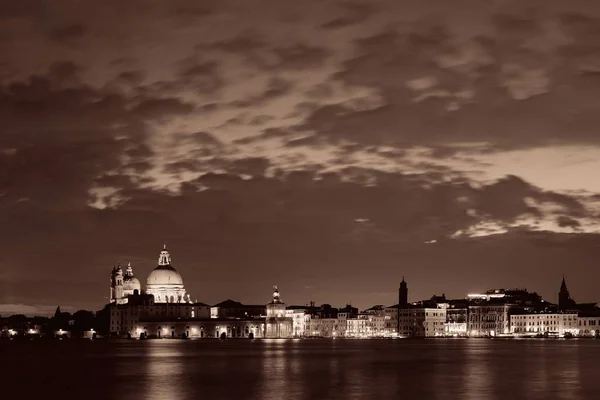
2;0;600;314
0;243;589;316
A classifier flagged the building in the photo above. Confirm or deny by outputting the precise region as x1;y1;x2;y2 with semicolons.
110;263;142;305
398;306;447;337
468;301;515;337
210;300;265;319
108;245;272;339
265;286;293;338
307;317;341;337
510;312;578;336
445;300;468;337
146;245;191;304
285;307;309;337
110;245;190;305
399;278;408;308
109;291;211;336
559;276;576;311
577;316;600;337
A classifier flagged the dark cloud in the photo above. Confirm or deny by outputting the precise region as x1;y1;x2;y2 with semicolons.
2;0;600;312
48;23;87;43
230;77;294;108
200;33;330;72
132;97;194;121
320;2;377;30
289;18;600;150
177;60;223;93
557;215;581;229
115;70;146;86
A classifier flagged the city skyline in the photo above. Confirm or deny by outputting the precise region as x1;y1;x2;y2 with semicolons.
3;0;600;314
0;244;589;316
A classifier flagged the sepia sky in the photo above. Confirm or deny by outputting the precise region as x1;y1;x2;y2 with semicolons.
2;0;600;315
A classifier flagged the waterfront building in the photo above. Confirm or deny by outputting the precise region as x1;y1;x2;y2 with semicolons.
109;291;211;336
444;299;468;337
577;316;600;337
398;306;447;337
510;312;578;336
265;286;293;338
285;307;309;337
468;301;515;336
307;316;341;337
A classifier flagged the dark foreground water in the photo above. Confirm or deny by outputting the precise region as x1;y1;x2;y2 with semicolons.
2;338;599;399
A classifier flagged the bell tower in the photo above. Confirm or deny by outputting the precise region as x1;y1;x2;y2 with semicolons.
399;277;408;308
559;275;574;311
110;264;125;304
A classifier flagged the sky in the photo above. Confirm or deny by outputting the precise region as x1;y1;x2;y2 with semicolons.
2;0;600;315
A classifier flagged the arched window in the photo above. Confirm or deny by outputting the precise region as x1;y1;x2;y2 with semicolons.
170;296;175;303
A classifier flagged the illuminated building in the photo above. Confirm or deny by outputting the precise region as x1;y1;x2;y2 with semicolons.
577;316;600;337
510;312;578;336
109;292;211;335
444;300;468;337
110;246;189;305
468;302;514;337
145;245;191;304
265;286;293;338
398;306;447;337
285;307;309;337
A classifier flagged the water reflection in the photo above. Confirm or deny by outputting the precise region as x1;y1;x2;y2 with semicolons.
2;338;599;400
143;341;186;400
463;341;491;400
260;340;304;400
556;344;582;400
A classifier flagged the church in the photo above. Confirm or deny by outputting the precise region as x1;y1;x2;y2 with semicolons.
110;245;191;305
107;245;293;339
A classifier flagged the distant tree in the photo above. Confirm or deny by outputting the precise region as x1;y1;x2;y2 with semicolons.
73;310;95;332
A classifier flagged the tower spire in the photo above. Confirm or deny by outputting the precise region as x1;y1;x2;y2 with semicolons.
560;275;568;291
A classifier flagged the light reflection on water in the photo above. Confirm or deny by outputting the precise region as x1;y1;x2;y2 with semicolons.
144;341;186;400
464;341;492;400
2;338;599;400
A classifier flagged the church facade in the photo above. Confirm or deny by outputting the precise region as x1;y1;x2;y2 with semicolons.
265;286;293;338
107;245;290;339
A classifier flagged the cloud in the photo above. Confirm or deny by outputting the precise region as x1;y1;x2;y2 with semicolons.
47;23;87;43
3;0;600;310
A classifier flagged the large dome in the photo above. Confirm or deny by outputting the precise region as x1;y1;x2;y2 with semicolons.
146;265;184;287
145;245;189;304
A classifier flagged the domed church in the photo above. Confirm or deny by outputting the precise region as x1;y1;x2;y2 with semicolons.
110;245;191;305
146;245;191;303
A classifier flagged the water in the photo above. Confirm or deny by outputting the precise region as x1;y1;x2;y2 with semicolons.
2;338;599;399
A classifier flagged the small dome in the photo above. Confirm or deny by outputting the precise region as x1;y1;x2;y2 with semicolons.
147;265;184;287
123;276;141;291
